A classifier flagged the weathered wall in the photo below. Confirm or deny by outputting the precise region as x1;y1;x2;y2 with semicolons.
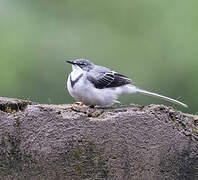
0;97;198;180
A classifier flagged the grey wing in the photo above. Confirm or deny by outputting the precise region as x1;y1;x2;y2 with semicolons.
87;71;132;89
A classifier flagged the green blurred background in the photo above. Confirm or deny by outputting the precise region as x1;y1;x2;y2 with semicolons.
0;0;197;113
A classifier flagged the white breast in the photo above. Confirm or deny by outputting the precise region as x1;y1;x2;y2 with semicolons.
67;65;85;101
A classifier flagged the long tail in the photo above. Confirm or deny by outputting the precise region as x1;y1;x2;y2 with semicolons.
134;88;188;108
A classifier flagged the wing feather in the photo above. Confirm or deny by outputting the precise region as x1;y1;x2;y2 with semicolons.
87;71;132;89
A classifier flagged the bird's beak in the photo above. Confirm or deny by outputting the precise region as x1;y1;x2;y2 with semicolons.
65;60;76;65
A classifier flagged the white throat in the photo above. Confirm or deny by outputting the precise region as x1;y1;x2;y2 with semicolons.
70;65;84;80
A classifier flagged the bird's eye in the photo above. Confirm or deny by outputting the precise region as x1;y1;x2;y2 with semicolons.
80;63;86;66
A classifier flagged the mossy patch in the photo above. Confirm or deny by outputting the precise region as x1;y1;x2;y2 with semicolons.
193;127;198;134
0;103;27;114
58;139;109;179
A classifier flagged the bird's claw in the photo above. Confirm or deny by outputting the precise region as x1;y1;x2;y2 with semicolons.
74;102;84;106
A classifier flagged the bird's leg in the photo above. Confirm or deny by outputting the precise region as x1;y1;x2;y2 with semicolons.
74;102;84;106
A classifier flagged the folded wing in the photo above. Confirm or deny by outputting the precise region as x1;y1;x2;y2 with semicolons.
87;71;132;89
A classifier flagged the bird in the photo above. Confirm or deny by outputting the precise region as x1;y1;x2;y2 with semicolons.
65;59;188;108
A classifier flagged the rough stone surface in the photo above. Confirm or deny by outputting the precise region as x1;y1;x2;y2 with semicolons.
0;97;198;180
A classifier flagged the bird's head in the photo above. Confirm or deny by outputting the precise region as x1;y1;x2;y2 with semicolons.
65;59;94;71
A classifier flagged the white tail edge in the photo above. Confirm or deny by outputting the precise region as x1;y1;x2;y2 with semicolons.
136;88;188;108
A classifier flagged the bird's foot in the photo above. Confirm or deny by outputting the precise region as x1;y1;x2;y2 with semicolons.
74;102;84;106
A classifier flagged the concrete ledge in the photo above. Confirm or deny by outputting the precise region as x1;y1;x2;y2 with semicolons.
0;97;198;180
